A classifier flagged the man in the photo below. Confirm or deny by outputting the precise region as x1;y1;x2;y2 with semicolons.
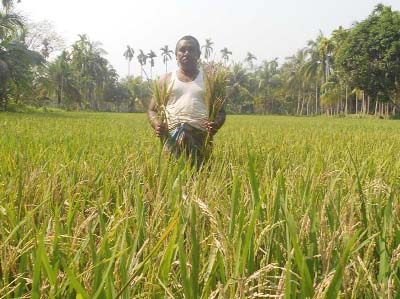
148;36;226;166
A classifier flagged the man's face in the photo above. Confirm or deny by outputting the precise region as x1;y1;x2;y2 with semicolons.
176;40;200;70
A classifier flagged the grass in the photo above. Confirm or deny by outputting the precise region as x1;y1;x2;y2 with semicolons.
0;112;399;298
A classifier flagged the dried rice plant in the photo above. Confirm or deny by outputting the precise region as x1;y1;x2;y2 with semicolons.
152;79;174;141
203;62;229;157
203;62;229;123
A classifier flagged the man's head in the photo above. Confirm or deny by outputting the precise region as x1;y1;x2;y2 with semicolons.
175;36;201;71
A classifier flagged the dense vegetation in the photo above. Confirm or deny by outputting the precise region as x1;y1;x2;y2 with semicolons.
1;112;400;298
1;1;399;298
0;2;399;115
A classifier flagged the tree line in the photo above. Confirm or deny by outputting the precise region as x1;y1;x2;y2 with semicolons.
1;1;399;116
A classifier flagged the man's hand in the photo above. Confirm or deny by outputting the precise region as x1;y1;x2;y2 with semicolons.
205;121;219;136
153;119;168;138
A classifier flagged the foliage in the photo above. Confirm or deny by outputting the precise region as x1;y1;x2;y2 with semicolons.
103;82;130;111
2;3;400;116
22;19;65;59
1;112;400;298
336;5;400;102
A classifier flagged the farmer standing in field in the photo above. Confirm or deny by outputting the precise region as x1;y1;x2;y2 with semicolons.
148;35;226;166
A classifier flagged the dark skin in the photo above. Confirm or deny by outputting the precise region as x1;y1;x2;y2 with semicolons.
148;39;226;138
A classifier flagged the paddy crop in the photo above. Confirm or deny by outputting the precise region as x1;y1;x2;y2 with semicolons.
0;112;399;298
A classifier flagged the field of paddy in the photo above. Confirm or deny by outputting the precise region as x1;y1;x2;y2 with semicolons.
1;112;399;298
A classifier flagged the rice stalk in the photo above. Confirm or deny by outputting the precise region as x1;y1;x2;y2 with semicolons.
152;79;174;142
202;62;229;156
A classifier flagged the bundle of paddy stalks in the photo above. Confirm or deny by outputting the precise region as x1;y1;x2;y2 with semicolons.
203;62;229;155
152;79;173;142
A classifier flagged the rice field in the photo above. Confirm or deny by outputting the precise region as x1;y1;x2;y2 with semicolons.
0;112;399;299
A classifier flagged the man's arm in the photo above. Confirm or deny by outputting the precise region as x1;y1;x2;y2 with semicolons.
147;98;165;136
206;106;226;136
214;106;226;130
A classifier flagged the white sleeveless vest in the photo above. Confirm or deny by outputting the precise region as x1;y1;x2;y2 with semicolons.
165;70;208;131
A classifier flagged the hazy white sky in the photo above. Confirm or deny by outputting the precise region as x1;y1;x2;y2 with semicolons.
18;0;400;78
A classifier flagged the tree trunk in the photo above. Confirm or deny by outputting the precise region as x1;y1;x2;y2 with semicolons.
264;98;267;114
271;96;274;114
129;98;135;113
390;99;400;111
345;85;348;114
362;92;365;114
315;83;318;115
355;95;358;114
57;88;62;106
296;87;301;115
59;76;64;106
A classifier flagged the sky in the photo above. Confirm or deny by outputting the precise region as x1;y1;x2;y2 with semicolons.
17;0;400;79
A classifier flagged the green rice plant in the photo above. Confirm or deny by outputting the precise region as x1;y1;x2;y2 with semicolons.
228;173;240;240
0;112;400;298
284;211;314;298
325;230;360;298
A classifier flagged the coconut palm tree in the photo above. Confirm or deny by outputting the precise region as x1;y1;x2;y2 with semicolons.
257;59;280;114
0;40;43;110
0;8;36;110
0;10;23;40
300;32;334;114
201;38;214;62
137;50;148;80
220;47;232;66
300;40;320;114
227;63;251;112
70;35;108;108
47;50;74;106
330;26;350;114
147;50;157;79
245;52;257;70
121;75;143;111
283;48;307;114
1;0;20;12
160;45;173;73
318;37;334;85
123;45;134;77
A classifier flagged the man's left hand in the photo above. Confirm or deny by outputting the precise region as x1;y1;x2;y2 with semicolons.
205;121;218;136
